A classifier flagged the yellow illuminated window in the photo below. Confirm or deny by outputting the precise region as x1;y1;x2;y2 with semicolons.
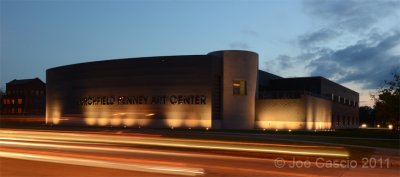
233;80;247;96
17;99;22;104
6;99;10;104
17;108;22;113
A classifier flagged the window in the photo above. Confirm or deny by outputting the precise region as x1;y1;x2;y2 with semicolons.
343;116;346;126
3;99;6;105
333;95;339;102
233;80;247;96
17;108;22;113
18;99;23;104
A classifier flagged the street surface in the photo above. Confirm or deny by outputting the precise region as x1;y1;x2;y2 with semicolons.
0;129;399;177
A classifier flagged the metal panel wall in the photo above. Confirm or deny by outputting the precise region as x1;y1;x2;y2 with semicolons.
46;55;222;129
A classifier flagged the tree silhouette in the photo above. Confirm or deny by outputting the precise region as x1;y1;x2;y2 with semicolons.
372;73;400;132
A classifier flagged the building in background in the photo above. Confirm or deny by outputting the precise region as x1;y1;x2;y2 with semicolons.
0;89;4;114
45;50;359;130
1;78;46;115
257;74;359;130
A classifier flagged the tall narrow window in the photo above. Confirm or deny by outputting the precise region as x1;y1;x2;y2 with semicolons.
233;80;247;96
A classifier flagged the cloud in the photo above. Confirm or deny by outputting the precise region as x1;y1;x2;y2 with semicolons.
264;0;400;106
268;0;400;92
307;31;400;89
264;52;320;77
298;28;340;48
229;42;249;49
303;0;400;32
275;55;293;68
297;0;400;48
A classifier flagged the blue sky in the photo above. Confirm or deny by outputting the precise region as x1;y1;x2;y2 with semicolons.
1;0;399;106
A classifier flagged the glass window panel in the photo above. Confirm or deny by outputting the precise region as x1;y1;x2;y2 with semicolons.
233;80;247;96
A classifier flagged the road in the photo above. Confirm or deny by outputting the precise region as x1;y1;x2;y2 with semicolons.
0;129;399;177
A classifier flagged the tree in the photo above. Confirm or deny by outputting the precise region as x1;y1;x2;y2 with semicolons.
372;73;400;132
359;106;375;126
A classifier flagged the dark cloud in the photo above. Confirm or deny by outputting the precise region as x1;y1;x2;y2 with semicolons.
298;0;400;49
269;0;400;91
298;28;340;48
303;0;400;32
276;55;293;68
307;31;400;89
229;42;249;49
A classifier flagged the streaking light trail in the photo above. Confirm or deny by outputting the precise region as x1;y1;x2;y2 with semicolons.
0;129;349;158
0;151;204;176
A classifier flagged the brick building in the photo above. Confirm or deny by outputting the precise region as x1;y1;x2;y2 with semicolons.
1;78;46;115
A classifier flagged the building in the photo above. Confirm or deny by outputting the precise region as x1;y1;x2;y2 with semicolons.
257;74;359;130
46;50;359;130
0;89;4;114
1;78;46;115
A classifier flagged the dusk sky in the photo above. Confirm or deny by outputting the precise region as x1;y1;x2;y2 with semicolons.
1;0;399;106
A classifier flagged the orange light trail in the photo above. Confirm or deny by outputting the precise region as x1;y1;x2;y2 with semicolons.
0;150;204;176
0;129;349;158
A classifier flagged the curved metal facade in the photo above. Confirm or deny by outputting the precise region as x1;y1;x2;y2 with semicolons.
46;50;259;129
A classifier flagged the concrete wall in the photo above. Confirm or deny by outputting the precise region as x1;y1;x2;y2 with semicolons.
304;95;332;130
208;50;258;129
320;78;359;129
255;95;332;130
260;76;359;129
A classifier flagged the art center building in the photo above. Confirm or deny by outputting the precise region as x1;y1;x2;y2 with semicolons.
46;50;359;130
